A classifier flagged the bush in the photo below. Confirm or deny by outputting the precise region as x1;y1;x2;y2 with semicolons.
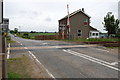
22;33;30;39
6;36;11;40
87;38;119;42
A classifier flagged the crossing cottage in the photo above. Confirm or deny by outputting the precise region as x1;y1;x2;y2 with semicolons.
58;8;99;39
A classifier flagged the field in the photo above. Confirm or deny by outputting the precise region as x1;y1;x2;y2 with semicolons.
17;32;58;39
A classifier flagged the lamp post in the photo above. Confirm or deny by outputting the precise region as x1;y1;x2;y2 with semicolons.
19;26;21;35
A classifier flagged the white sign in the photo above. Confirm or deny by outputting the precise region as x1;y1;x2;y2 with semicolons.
0;0;3;23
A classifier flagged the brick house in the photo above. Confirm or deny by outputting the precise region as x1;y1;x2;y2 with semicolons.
58;8;99;39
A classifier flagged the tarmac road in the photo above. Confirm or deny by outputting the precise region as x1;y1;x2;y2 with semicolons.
10;34;119;78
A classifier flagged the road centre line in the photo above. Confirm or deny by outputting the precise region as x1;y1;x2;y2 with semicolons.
63;49;120;71
18;43;56;79
67;49;111;65
110;61;120;65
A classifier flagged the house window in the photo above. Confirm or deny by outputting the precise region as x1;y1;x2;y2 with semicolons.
78;30;81;33
84;18;89;26
92;33;95;36
96;33;98;36
78;30;82;37
78;34;81;36
90;32;92;36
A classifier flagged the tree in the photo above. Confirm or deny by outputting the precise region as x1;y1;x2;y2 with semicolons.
14;28;18;34
10;30;14;34
103;12;120;37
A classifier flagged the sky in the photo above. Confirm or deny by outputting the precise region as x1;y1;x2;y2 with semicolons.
3;0;120;32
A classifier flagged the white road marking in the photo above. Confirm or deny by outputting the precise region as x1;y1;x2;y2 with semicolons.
42;43;48;45
110;61;120;65
24;47;28;50
93;48;109;52
67;49;111;65
27;50;56;79
63;49;120;71
7;43;10;59
20;44;56;79
16;41;21;44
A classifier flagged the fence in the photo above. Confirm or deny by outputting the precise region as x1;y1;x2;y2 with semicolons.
35;34;76;40
35;35;69;40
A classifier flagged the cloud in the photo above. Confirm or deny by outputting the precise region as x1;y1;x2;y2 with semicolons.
45;17;52;22
4;0;119;32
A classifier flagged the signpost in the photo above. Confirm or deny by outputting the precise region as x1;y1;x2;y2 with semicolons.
0;0;3;24
0;0;3;53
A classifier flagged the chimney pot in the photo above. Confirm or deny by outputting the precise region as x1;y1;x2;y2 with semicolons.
82;8;84;12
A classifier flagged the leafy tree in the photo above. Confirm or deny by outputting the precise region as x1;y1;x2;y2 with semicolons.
103;12;120;37
22;33;30;38
10;30;14;34
14;28;18;34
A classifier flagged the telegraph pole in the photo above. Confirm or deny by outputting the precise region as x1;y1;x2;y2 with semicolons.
0;0;3;53
67;4;70;39
0;0;8;79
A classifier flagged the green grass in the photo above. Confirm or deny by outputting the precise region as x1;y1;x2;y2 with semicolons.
8;72;22;78
6;36;16;43
7;40;16;43
106;46;120;48
86;38;119;42
17;32;57;39
59;38;119;42
29;33;57;36
7;55;31;78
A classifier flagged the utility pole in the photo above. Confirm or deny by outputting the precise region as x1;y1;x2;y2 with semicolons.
0;0;8;79
0;0;3;53
67;4;70;39
19;26;21;35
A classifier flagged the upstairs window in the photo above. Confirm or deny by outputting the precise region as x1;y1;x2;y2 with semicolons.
77;30;82;37
84;18;89;26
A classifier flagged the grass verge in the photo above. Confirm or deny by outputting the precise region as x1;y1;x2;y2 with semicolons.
59;38;119;42
8;72;22;78
7;55;31;78
16;32;57;39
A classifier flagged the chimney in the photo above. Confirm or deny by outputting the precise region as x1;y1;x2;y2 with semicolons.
82;8;84;12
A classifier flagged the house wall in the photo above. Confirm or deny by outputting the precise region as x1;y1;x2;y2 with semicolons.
0;24;2;53
58;11;96;39
59;19;68;39
70;11;90;39
89;31;99;38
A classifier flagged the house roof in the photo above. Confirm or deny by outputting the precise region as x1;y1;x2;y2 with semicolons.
89;26;99;32
59;9;91;21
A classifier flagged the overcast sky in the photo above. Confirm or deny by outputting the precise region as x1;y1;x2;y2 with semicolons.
4;0;120;32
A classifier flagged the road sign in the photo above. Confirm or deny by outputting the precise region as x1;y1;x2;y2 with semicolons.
0;0;3;23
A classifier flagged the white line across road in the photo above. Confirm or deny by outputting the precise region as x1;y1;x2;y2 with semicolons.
16;41;56;79
93;48;109;52
63;49;120;71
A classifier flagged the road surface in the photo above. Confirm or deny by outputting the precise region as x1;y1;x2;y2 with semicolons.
9;35;119;78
